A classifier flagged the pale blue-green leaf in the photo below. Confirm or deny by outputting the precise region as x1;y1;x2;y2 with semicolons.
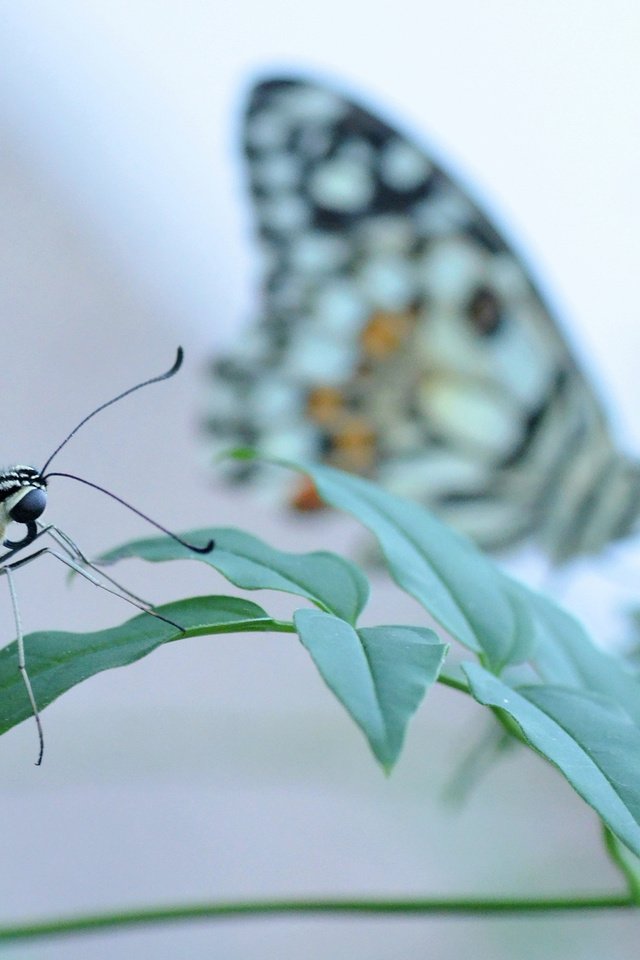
505;578;640;726
294;608;448;770
464;662;640;857
99;527;369;624
270;458;521;668
0;596;271;736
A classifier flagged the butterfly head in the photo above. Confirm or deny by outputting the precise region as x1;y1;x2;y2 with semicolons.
0;466;47;522
0;466;48;542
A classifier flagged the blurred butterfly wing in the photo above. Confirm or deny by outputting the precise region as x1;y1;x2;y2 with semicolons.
207;76;640;563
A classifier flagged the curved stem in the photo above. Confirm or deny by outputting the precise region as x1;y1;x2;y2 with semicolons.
602;824;640;903
0;893;635;943
182;618;298;639
434;668;469;694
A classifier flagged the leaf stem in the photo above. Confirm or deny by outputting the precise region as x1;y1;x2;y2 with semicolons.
435;669;469;693
602;824;640;903
0;893;635;943
182;618;299;639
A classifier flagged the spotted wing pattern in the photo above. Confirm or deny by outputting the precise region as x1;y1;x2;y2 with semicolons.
206;76;640;563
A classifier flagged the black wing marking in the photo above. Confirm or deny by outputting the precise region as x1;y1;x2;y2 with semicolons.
207;76;637;561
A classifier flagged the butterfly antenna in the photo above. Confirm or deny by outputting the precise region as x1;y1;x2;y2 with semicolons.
42;473;214;553
41;348;184;475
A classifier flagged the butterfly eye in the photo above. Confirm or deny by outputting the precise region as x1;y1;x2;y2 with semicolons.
9;487;47;523
466;286;504;337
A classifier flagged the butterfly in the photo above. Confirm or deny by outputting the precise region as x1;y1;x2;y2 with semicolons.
205;75;640;566
1;349;213;764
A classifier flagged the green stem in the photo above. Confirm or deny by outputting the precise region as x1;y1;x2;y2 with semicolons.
602;824;640;903
0;893;635;944
183;617;298;638
434;667;469;694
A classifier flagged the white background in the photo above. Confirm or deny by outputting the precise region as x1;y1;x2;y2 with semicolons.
0;3;639;958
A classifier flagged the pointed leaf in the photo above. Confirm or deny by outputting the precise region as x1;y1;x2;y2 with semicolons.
504;578;640;726
99;527;369;624
464;662;640;857
0;596;271;736
264;458;521;668
294;608;448;770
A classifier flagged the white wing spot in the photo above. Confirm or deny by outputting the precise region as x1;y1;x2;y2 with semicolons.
490;254;530;298
358;256;416;309
290;232;350;272
414;189;475;235
246;112;288;151
492;314;555;406
339;137;375;165
253;154;300;192
280;87;347;122
380;451;488;499
259;195;310;233
420;238;484;302
418;376;523;459
269;275;307;311
313;281;368;335
380;140;432;190
286;333;358;382
259;425;318;461
357;215;416;254
250;381;303;424
310;159;375;212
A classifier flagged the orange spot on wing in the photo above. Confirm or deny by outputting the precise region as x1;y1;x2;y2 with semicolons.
306;386;346;425
331;417;377;473
290;476;325;511
360;308;417;360
289;417;378;512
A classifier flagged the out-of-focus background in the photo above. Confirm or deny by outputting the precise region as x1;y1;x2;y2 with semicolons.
1;3;639;957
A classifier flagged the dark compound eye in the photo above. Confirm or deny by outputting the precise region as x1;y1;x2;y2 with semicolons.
466;286;504;337
9;487;47;523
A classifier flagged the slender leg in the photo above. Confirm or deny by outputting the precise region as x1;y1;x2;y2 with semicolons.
7;546;184;632
43;524;152;608
1;525;186;764
0;524;50;564
5;567;44;765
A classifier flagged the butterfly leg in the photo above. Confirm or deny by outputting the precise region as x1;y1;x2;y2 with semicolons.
2;540;184;764
4;566;44;765
6;544;185;632
0;523;51;564
41;523;154;609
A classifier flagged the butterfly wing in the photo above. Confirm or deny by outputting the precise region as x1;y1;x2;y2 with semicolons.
207;76;639;563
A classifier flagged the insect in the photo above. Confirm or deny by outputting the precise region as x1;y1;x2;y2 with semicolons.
205;75;640;566
1;348;213;765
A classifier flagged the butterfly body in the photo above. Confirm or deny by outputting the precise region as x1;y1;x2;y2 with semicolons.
0;467;47;549
207;77;640;564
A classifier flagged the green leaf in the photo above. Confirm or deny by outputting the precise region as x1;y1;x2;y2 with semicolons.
0;596;272;737
504;579;640;726
464;662;640;857
603;825;640;901
265;458;522;669
294;608;448;770
99;527;369;624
